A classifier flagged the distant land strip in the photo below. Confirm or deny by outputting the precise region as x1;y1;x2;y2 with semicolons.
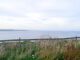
0;36;80;42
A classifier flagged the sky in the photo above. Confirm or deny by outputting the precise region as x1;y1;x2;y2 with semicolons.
0;0;80;31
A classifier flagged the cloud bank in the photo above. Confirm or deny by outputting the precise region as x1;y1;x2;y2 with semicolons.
0;0;80;30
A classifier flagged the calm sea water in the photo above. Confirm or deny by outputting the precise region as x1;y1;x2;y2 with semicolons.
0;31;80;40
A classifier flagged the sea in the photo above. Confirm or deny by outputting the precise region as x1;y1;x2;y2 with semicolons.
0;30;80;40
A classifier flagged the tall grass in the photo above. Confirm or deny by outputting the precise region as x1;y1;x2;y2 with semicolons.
0;40;80;60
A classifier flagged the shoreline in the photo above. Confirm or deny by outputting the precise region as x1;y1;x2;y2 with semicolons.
0;36;79;43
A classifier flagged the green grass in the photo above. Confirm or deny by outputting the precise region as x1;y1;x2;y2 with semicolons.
0;40;80;60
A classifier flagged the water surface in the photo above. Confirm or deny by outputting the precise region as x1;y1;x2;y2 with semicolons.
0;31;80;40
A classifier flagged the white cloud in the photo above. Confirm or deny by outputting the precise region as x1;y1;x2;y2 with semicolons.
0;0;80;30
0;16;67;30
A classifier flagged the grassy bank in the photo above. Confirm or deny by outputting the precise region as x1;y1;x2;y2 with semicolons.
0;40;80;60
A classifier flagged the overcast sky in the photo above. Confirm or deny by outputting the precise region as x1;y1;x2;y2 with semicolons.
0;0;80;31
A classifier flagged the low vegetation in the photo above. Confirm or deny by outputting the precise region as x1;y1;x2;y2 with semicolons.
0;40;80;60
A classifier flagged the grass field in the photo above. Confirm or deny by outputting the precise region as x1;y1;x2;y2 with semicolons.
0;40;80;60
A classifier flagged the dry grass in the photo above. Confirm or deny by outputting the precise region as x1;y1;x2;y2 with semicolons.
0;40;80;60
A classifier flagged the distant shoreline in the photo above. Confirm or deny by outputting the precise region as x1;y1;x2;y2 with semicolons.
0;29;27;31
0;36;79;42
